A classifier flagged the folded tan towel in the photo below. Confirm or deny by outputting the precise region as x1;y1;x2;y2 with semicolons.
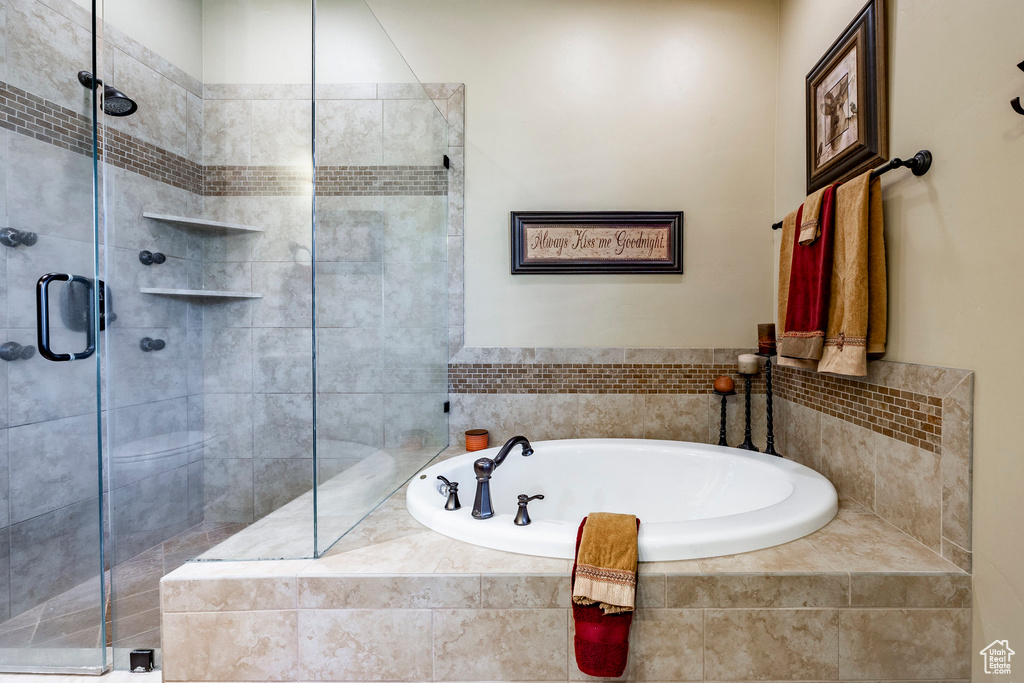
818;170;887;376
799;186;827;245
777;210;819;371
571;512;638;615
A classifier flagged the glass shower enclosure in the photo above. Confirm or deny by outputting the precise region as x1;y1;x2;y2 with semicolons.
0;0;449;673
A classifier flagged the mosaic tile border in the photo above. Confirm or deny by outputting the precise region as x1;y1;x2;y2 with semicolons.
774;365;942;454
1;80;203;194
105;126;203;195
0;82;93;156
449;362;766;395
0;80;447;198
205;165;448;197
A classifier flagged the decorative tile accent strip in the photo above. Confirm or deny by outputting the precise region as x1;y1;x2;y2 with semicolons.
449;363;766;395
774;365;942;454
104;127;203;194
204;165;312;196
0;82;93;156
0;80;202;193
205;165;448;197
0;80;447;198
317;166;448;197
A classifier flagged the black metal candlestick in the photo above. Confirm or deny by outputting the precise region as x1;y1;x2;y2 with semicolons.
757;352;780;456
737;375;758;451
713;389;736;446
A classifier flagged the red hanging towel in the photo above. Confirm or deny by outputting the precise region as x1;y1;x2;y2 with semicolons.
779;183;837;360
571;516;641;678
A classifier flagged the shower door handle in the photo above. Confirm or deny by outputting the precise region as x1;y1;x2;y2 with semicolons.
36;273;96;361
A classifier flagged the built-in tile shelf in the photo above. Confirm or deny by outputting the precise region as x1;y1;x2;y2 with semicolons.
142;212;264;233
140;288;263;299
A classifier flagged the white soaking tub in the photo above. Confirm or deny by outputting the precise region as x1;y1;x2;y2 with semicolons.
406;438;838;561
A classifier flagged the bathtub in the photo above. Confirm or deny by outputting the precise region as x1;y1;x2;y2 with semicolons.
406;439;838;561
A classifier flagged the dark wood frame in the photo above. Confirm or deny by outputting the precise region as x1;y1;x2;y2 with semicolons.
806;0;888;193
510;211;683;274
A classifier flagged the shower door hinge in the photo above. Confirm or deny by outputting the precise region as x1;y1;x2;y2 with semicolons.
443;155;450;169
443;400;450;413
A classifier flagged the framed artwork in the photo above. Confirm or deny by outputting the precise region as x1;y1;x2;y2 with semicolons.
510;211;683;274
806;0;888;193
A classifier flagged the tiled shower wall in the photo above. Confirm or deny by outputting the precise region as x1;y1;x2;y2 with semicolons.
448;348;973;572
198;83;459;523
0;0;207;620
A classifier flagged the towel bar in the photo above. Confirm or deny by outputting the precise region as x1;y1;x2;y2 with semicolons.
771;149;932;230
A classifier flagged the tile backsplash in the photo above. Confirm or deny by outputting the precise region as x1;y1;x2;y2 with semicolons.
449;347;973;572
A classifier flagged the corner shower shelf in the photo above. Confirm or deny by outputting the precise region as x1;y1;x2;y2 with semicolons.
142;212;264;233
140;288;263;299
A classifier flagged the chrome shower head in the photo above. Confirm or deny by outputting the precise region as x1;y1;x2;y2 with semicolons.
77;70;138;117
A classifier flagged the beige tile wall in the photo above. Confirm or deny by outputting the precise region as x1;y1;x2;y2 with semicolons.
777;362;973;572
449;347;769;449
449;350;974;573
161;569;972;682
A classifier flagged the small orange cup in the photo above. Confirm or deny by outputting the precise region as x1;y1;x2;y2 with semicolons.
465;429;489;451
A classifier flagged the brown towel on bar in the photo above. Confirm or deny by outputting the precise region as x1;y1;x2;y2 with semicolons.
571;512;639;615
798;186;827;245
818;171;887;376
777;210;819;371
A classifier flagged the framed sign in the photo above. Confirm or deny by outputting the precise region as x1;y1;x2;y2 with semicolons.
806;0;887;193
510;211;683;274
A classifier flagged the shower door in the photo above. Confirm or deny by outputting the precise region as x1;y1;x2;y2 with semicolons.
0;0;107;673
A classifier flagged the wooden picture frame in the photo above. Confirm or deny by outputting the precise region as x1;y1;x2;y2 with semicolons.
510;211;683;274
806;0;888;193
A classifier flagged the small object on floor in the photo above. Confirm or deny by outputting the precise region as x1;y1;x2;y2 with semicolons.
130;649;155;673
465;428;488;451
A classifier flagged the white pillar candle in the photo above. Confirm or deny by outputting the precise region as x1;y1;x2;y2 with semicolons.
737;353;760;375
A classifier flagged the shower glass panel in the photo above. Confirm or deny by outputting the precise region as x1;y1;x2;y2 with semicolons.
0;0;106;673
312;0;450;556
97;0;225;664
104;0;317;572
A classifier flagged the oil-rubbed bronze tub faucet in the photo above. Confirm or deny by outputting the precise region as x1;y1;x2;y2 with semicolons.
472;435;533;519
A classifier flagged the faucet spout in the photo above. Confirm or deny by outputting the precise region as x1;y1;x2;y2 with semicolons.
472;435;534;519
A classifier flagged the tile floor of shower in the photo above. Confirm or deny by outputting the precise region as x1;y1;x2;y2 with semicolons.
0;521;247;653
0;442;441;672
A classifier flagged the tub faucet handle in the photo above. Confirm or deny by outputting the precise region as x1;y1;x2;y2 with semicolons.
514;494;544;526
437;476;461;511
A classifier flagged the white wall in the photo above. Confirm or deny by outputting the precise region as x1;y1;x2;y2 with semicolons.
79;0;204;80
201;0;311;84
201;0;418;86
366;0;780;348
776;0;1024;664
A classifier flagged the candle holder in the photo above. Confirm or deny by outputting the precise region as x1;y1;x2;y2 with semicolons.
737;374;759;452
757;351;780;457
712;388;736;446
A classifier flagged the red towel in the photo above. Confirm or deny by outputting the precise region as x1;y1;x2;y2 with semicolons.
780;184;837;360
571;516;640;678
